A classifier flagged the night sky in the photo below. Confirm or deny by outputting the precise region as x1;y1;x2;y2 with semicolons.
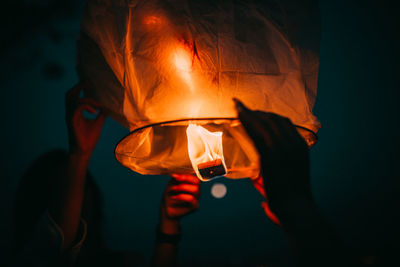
1;1;399;266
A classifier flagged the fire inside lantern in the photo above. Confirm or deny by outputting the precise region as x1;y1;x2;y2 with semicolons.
173;46;227;180
186;124;227;181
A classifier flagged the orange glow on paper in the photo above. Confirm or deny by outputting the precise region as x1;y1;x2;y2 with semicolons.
81;0;321;180
173;49;192;71
172;47;195;92
186;124;227;181
143;15;162;25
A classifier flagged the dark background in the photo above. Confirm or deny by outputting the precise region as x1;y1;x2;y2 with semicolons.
1;0;399;266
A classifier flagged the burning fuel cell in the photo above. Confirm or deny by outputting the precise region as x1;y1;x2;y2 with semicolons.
198;159;227;179
186;124;228;181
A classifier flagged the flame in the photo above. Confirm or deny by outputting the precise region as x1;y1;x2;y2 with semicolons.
174;46;227;180
186;124;227;181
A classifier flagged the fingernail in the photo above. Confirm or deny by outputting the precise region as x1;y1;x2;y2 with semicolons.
233;98;247;113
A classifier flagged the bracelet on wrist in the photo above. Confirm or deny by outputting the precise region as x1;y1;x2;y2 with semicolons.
155;225;182;245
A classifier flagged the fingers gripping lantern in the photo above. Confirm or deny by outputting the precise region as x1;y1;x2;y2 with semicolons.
77;0;321;180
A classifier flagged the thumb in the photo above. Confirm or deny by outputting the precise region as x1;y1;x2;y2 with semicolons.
261;201;281;226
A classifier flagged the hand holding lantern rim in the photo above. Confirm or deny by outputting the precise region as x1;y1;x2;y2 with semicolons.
66;82;106;157
47;83;106;251
234;98;353;266
233;98;314;224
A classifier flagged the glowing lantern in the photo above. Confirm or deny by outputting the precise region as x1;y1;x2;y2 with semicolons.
77;0;321;180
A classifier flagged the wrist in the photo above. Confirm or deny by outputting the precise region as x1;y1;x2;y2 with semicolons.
68;149;92;162
156;224;182;245
159;216;181;235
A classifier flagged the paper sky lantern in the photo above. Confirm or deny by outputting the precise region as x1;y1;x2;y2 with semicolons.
77;0;321;181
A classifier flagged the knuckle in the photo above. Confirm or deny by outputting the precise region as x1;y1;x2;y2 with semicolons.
185;194;195;201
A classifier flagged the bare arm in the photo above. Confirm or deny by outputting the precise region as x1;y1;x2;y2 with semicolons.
234;98;350;267
152;174;201;267
48;83;106;251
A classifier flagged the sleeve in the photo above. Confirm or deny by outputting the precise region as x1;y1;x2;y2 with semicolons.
12;210;87;267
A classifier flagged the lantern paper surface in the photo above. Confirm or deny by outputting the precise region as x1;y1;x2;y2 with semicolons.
77;0;321;180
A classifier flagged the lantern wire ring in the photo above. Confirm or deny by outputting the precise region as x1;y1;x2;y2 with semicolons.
115;117;318;149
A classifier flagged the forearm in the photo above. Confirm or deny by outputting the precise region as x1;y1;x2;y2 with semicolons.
48;151;90;250
153;243;179;267
152;218;181;267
